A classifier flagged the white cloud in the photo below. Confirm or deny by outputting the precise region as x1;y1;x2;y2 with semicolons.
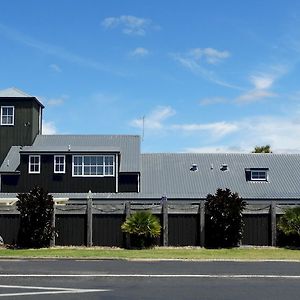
184;115;300;154
102;15;152;36
250;75;274;90
172;121;239;137
130;47;149;57
131;106;176;129
185;145;246;153
171;49;239;89
189;48;230;65
49;64;62;73
236;89;276;103
45;94;68;106
42;121;57;134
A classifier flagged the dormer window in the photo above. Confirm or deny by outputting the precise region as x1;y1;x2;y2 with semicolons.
1;106;14;125
251;170;267;181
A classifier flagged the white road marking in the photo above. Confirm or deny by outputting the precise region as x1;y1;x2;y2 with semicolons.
0;284;110;297
0;274;300;279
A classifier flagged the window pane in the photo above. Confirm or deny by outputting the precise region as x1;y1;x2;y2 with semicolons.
91;166;96;175
84;156;91;165
105;156;113;165
97;166;103;175
97;156;103;165
91;156;97;165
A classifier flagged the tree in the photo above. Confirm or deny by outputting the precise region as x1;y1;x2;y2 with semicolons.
252;145;272;153
121;211;161;248
16;187;55;248
278;207;300;237
205;188;246;248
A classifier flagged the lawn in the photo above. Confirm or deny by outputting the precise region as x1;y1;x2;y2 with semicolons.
1;247;300;260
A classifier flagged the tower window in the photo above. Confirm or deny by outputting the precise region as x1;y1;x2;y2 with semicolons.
1;106;14;125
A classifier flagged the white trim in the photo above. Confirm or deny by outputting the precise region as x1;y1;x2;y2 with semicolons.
250;170;268;181
0;106;14;126
28;155;40;174
72;155;115;177
116;154;119;192
54;155;66;174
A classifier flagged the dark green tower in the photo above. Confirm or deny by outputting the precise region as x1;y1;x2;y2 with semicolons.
0;87;44;165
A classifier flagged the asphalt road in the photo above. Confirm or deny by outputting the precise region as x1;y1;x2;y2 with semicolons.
0;259;300;299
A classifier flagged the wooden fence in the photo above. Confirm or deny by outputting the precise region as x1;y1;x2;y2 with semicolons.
0;200;294;247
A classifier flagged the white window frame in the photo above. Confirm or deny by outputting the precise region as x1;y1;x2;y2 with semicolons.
29;155;41;174
54;155;66;174
1;106;15;126
250;170;268;181
72;155;115;177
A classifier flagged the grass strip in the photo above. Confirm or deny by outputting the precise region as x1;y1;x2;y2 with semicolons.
1;247;300;260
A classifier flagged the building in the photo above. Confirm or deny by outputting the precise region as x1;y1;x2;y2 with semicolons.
1;87;300;204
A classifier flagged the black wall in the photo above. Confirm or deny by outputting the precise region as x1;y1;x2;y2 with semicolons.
2;154;117;193
1;154;139;193
0;98;41;164
119;174;139;192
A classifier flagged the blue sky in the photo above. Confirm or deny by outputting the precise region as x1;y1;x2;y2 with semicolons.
1;0;300;153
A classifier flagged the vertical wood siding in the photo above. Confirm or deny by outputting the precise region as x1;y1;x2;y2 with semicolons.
92;214;125;246
55;215;86;246
0;214;20;245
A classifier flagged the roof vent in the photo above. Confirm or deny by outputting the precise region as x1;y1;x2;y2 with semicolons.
6;160;9;167
220;164;228;171
68;145;71;151
190;164;198;172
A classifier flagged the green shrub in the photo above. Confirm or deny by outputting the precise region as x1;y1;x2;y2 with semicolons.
278;207;300;242
205;188;246;248
121;211;161;249
16;187;55;248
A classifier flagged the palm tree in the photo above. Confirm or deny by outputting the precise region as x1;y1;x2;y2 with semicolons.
121;211;161;248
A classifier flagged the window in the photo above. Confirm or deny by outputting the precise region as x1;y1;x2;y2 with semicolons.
54;155;65;173
1;106;14;125
29;155;40;174
251;170;267;181
72;155;114;177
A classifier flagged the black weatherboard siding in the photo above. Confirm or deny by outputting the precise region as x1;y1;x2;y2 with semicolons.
1;154;117;193
0;98;41;164
119;173;139;192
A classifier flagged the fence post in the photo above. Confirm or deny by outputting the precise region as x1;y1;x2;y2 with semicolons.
125;202;131;248
50;202;56;247
162;196;168;246
87;190;93;247
270;201;277;246
199;201;205;247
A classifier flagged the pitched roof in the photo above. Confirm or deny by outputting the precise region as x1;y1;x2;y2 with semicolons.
0;146;21;173
21;135;141;173
0;87;44;108
139;153;300;199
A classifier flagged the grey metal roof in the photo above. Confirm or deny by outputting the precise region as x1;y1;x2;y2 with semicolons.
21;146;121;153
22;135;140;173
0;146;21;173
139;153;300;199
0;87;44;108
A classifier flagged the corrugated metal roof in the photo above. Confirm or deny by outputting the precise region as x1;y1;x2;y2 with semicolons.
20;146;121;153
0;87;44;108
23;135;140;173
2;149;300;200
0;146;21;173
139;153;300;199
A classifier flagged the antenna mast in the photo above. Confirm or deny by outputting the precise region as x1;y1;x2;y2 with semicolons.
142;115;145;141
